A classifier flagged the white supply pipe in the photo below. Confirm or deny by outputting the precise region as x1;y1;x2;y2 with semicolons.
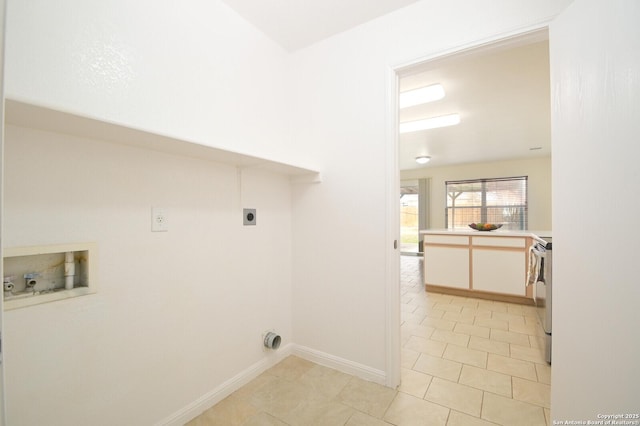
64;251;75;290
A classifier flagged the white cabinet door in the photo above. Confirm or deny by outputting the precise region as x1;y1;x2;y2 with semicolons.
472;249;525;296
424;246;469;289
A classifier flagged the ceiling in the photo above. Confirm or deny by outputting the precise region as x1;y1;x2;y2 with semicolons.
398;34;551;170
221;1;551;171
221;0;420;51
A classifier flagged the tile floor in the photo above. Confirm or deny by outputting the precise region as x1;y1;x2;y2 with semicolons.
187;255;551;426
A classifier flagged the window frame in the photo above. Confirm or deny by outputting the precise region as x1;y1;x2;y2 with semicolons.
445;176;528;230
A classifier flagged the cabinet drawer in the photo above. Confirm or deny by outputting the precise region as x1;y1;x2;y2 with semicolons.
424;235;469;246
472;236;525;248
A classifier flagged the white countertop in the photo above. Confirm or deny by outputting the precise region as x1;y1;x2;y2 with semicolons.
420;229;552;240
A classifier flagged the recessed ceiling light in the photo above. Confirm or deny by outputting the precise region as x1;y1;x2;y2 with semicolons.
415;156;431;164
399;113;461;133
399;84;445;108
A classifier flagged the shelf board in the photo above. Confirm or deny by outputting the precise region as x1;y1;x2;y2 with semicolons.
5;99;321;181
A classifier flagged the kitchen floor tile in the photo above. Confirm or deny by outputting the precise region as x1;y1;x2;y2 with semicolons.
413;353;463;382
509;321;544;336
421;316;457;330
404;335;447;357
442;344;488;368
447;410;502;426
461;306;493;318
474;317;509;331
492;311;527;325
490;328;532;346
512;377;551;408
401;322;436;339
401;347;420;369
423;377;483;416
433;302;464;313
398;367;432;398
482;392;547;426
487;353;538;381
510;343;547;364
478;300;509;313
458;364;512;397
453;322;491;338
467;335;510;356
384;392;450;426
442;311;476;324
535;362;552;385
431;328;471;347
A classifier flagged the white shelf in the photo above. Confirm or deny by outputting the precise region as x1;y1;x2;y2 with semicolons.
5;99;321;181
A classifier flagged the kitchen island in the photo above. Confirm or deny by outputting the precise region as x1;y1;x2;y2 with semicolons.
420;229;551;305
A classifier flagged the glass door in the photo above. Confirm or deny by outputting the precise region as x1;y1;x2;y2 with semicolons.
400;179;429;255
400;182;420;254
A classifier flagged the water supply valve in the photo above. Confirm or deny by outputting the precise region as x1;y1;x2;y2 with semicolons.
3;276;15;295
24;273;40;291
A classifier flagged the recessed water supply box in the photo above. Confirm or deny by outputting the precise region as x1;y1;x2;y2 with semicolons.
3;242;97;310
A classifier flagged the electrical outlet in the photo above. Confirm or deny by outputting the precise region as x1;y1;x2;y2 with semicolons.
151;207;168;232
243;208;256;226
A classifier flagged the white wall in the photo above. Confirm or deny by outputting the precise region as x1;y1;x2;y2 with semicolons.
401;157;552;231
550;0;640;421
4;0;302;166
3;1;302;423
3;125;294;425
289;0;570;374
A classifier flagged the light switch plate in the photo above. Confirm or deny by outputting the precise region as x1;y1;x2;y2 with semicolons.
152;207;168;232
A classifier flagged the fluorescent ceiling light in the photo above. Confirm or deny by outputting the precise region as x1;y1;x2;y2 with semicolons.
415;156;431;164
399;84;445;108
399;113;461;133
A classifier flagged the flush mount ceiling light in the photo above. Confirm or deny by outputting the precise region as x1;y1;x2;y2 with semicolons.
399;84;445;108
399;113;461;134
415;156;431;164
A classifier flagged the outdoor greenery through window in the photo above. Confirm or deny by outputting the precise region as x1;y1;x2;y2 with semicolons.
445;176;528;230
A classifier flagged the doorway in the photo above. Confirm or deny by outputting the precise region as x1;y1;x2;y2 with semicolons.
388;26;552;389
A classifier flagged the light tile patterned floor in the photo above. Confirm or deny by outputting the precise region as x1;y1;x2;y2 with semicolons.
187;255;551;425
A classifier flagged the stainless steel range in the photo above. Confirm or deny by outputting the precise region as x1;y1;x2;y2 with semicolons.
532;237;552;364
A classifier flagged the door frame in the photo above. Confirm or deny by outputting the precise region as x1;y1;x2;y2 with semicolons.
384;21;554;389
0;0;7;423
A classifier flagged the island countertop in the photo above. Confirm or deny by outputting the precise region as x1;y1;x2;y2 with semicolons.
420;229;552;241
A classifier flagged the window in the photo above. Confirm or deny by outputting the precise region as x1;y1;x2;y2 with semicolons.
445;176;527;230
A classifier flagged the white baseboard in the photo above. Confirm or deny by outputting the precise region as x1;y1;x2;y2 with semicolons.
291;344;387;385
155;344;293;426
156;343;387;425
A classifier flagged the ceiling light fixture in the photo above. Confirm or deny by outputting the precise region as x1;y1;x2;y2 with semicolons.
399;84;445;108
399;113;461;133
415;156;431;164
